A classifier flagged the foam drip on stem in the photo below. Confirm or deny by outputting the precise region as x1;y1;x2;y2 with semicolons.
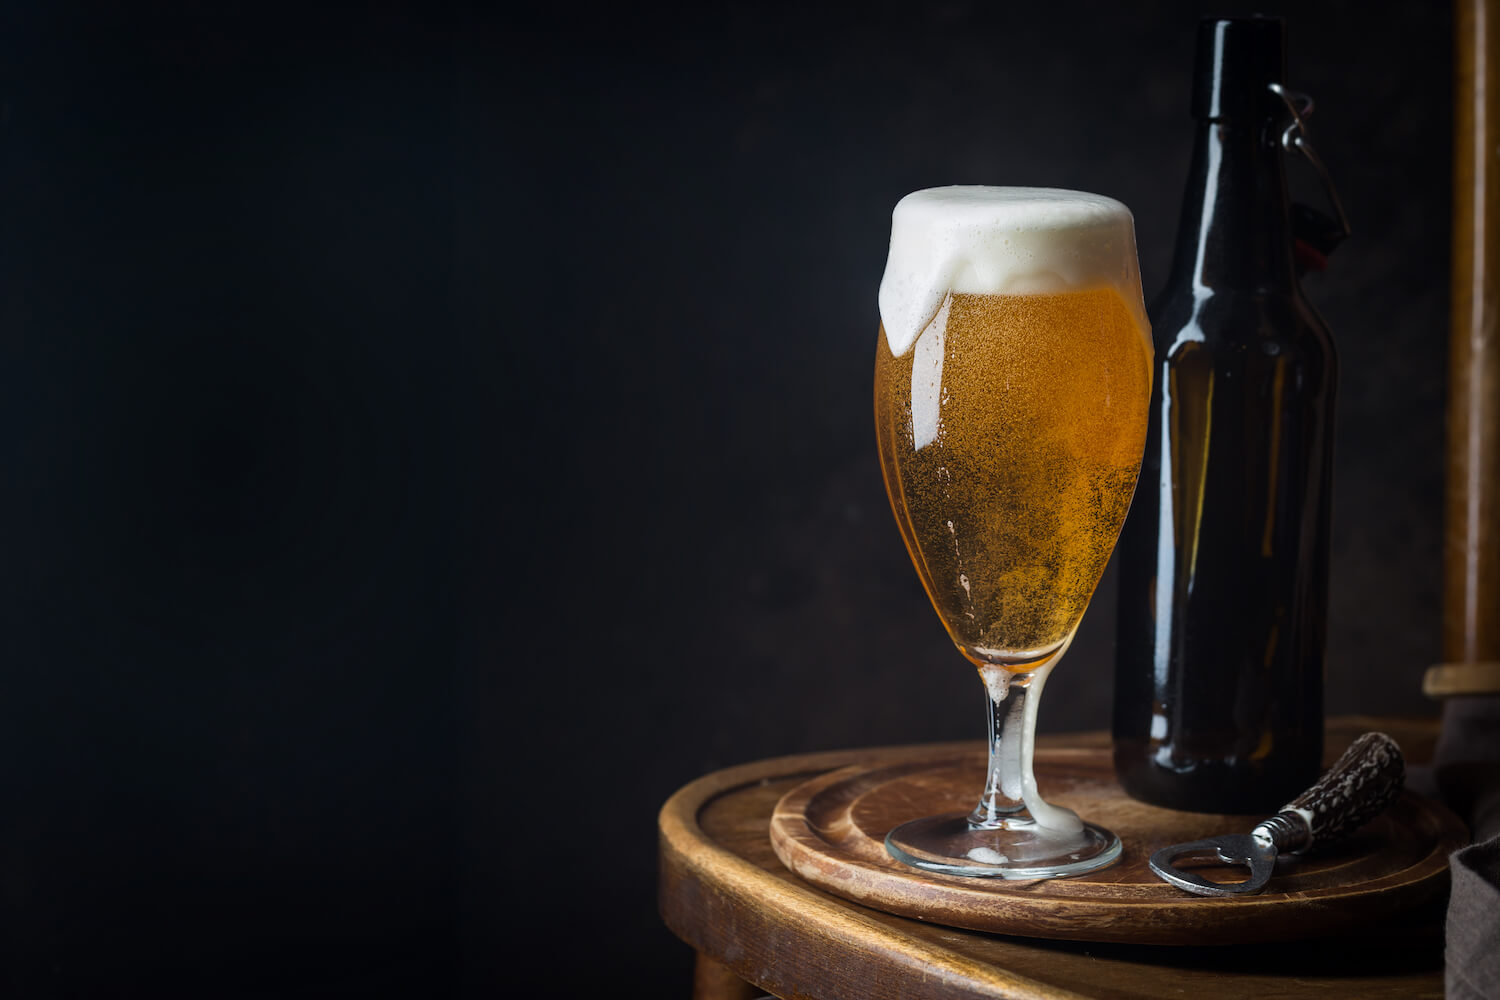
972;634;1083;834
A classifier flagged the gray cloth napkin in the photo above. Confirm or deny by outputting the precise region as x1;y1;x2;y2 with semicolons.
1415;697;1500;999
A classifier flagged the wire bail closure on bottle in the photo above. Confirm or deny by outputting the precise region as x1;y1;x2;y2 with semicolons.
1268;82;1351;240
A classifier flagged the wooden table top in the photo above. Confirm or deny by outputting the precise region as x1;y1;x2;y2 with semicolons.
658;716;1452;1000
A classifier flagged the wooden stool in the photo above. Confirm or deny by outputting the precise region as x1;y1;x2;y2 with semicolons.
659;718;1449;1000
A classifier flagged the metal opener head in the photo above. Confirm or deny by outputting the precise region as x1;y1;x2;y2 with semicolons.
1148;833;1278;896
1147;733;1405;898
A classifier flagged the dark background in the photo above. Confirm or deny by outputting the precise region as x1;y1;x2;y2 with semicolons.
3;0;1452;995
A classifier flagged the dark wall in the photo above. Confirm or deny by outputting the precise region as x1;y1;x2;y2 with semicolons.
5;1;1452;996
5;5;460;995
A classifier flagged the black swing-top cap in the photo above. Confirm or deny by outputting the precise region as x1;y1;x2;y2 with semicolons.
1192;15;1287;121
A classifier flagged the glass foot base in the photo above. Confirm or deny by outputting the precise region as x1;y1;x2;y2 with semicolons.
885;812;1121;879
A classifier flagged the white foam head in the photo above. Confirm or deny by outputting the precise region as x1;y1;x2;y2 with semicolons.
877;186;1148;356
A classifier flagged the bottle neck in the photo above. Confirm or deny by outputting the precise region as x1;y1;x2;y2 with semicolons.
1166;117;1298;295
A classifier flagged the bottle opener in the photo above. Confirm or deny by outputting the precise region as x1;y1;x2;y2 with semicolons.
1148;732;1405;896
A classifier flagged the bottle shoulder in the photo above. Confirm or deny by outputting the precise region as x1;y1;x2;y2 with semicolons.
1149;285;1336;360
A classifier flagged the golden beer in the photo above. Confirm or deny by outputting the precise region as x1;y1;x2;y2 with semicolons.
875;287;1151;671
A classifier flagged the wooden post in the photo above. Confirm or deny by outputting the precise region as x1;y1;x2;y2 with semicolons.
1428;0;1500;697
691;954;763;1000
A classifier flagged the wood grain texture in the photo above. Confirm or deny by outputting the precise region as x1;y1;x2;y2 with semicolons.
692;954;765;1000
766;745;1459;945
659;720;1452;1000
1445;0;1500;666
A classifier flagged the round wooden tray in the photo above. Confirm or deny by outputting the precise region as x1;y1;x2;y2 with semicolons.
768;745;1467;945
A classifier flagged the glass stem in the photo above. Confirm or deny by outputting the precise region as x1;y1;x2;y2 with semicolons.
969;634;1080;832
969;668;1034;827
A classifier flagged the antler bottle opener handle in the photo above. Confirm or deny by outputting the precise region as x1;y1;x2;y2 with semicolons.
1149;732;1406;896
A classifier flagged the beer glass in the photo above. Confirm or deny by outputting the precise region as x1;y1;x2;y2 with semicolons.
873;186;1152;878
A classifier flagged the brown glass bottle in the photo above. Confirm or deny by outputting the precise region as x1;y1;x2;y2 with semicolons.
1112;16;1338;814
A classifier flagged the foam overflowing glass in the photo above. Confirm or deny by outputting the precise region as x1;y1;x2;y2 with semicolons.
873;186;1152;878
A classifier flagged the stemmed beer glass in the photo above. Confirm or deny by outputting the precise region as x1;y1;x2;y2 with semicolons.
873;187;1152;878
